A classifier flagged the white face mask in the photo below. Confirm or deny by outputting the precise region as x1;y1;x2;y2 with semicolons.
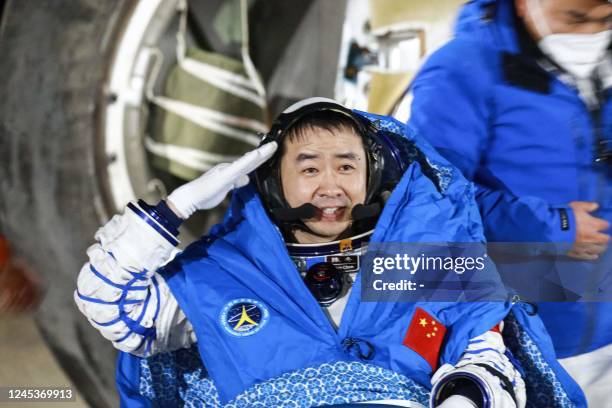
539;30;611;79
527;0;612;79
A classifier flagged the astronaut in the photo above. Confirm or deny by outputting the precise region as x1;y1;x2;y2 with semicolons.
75;98;582;407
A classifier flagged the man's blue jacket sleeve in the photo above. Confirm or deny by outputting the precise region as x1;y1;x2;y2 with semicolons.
408;40;576;244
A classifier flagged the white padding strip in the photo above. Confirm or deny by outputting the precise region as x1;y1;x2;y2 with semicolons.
151;95;262;146
144;136;242;172
179;57;266;108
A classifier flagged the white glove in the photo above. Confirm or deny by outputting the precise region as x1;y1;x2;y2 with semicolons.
430;329;526;408
438;395;478;408
167;142;278;219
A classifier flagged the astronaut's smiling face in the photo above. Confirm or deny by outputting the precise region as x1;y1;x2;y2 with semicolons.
280;125;367;244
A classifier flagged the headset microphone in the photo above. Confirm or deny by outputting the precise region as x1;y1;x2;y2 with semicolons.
270;203;317;221
272;202;383;223
351;203;381;220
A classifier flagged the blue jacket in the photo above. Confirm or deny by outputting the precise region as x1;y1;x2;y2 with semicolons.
115;113;585;407
408;0;612;358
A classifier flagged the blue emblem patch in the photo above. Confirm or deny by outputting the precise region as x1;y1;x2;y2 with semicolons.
220;298;269;337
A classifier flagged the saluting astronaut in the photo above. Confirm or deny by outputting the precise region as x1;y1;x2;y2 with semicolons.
75;98;584;407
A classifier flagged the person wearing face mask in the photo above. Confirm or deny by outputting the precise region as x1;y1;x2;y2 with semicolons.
74;98;589;407
406;0;611;405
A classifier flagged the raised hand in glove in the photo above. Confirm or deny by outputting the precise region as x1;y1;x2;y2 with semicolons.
167;142;278;219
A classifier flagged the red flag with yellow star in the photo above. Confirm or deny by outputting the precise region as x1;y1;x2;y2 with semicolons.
402;307;447;370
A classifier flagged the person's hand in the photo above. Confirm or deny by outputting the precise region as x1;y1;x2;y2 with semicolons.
568;201;610;260
430;330;526;408
436;395;478;408
167;142;277;219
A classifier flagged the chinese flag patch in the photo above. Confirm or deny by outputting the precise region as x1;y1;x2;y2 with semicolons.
402;307;447;371
489;323;502;334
